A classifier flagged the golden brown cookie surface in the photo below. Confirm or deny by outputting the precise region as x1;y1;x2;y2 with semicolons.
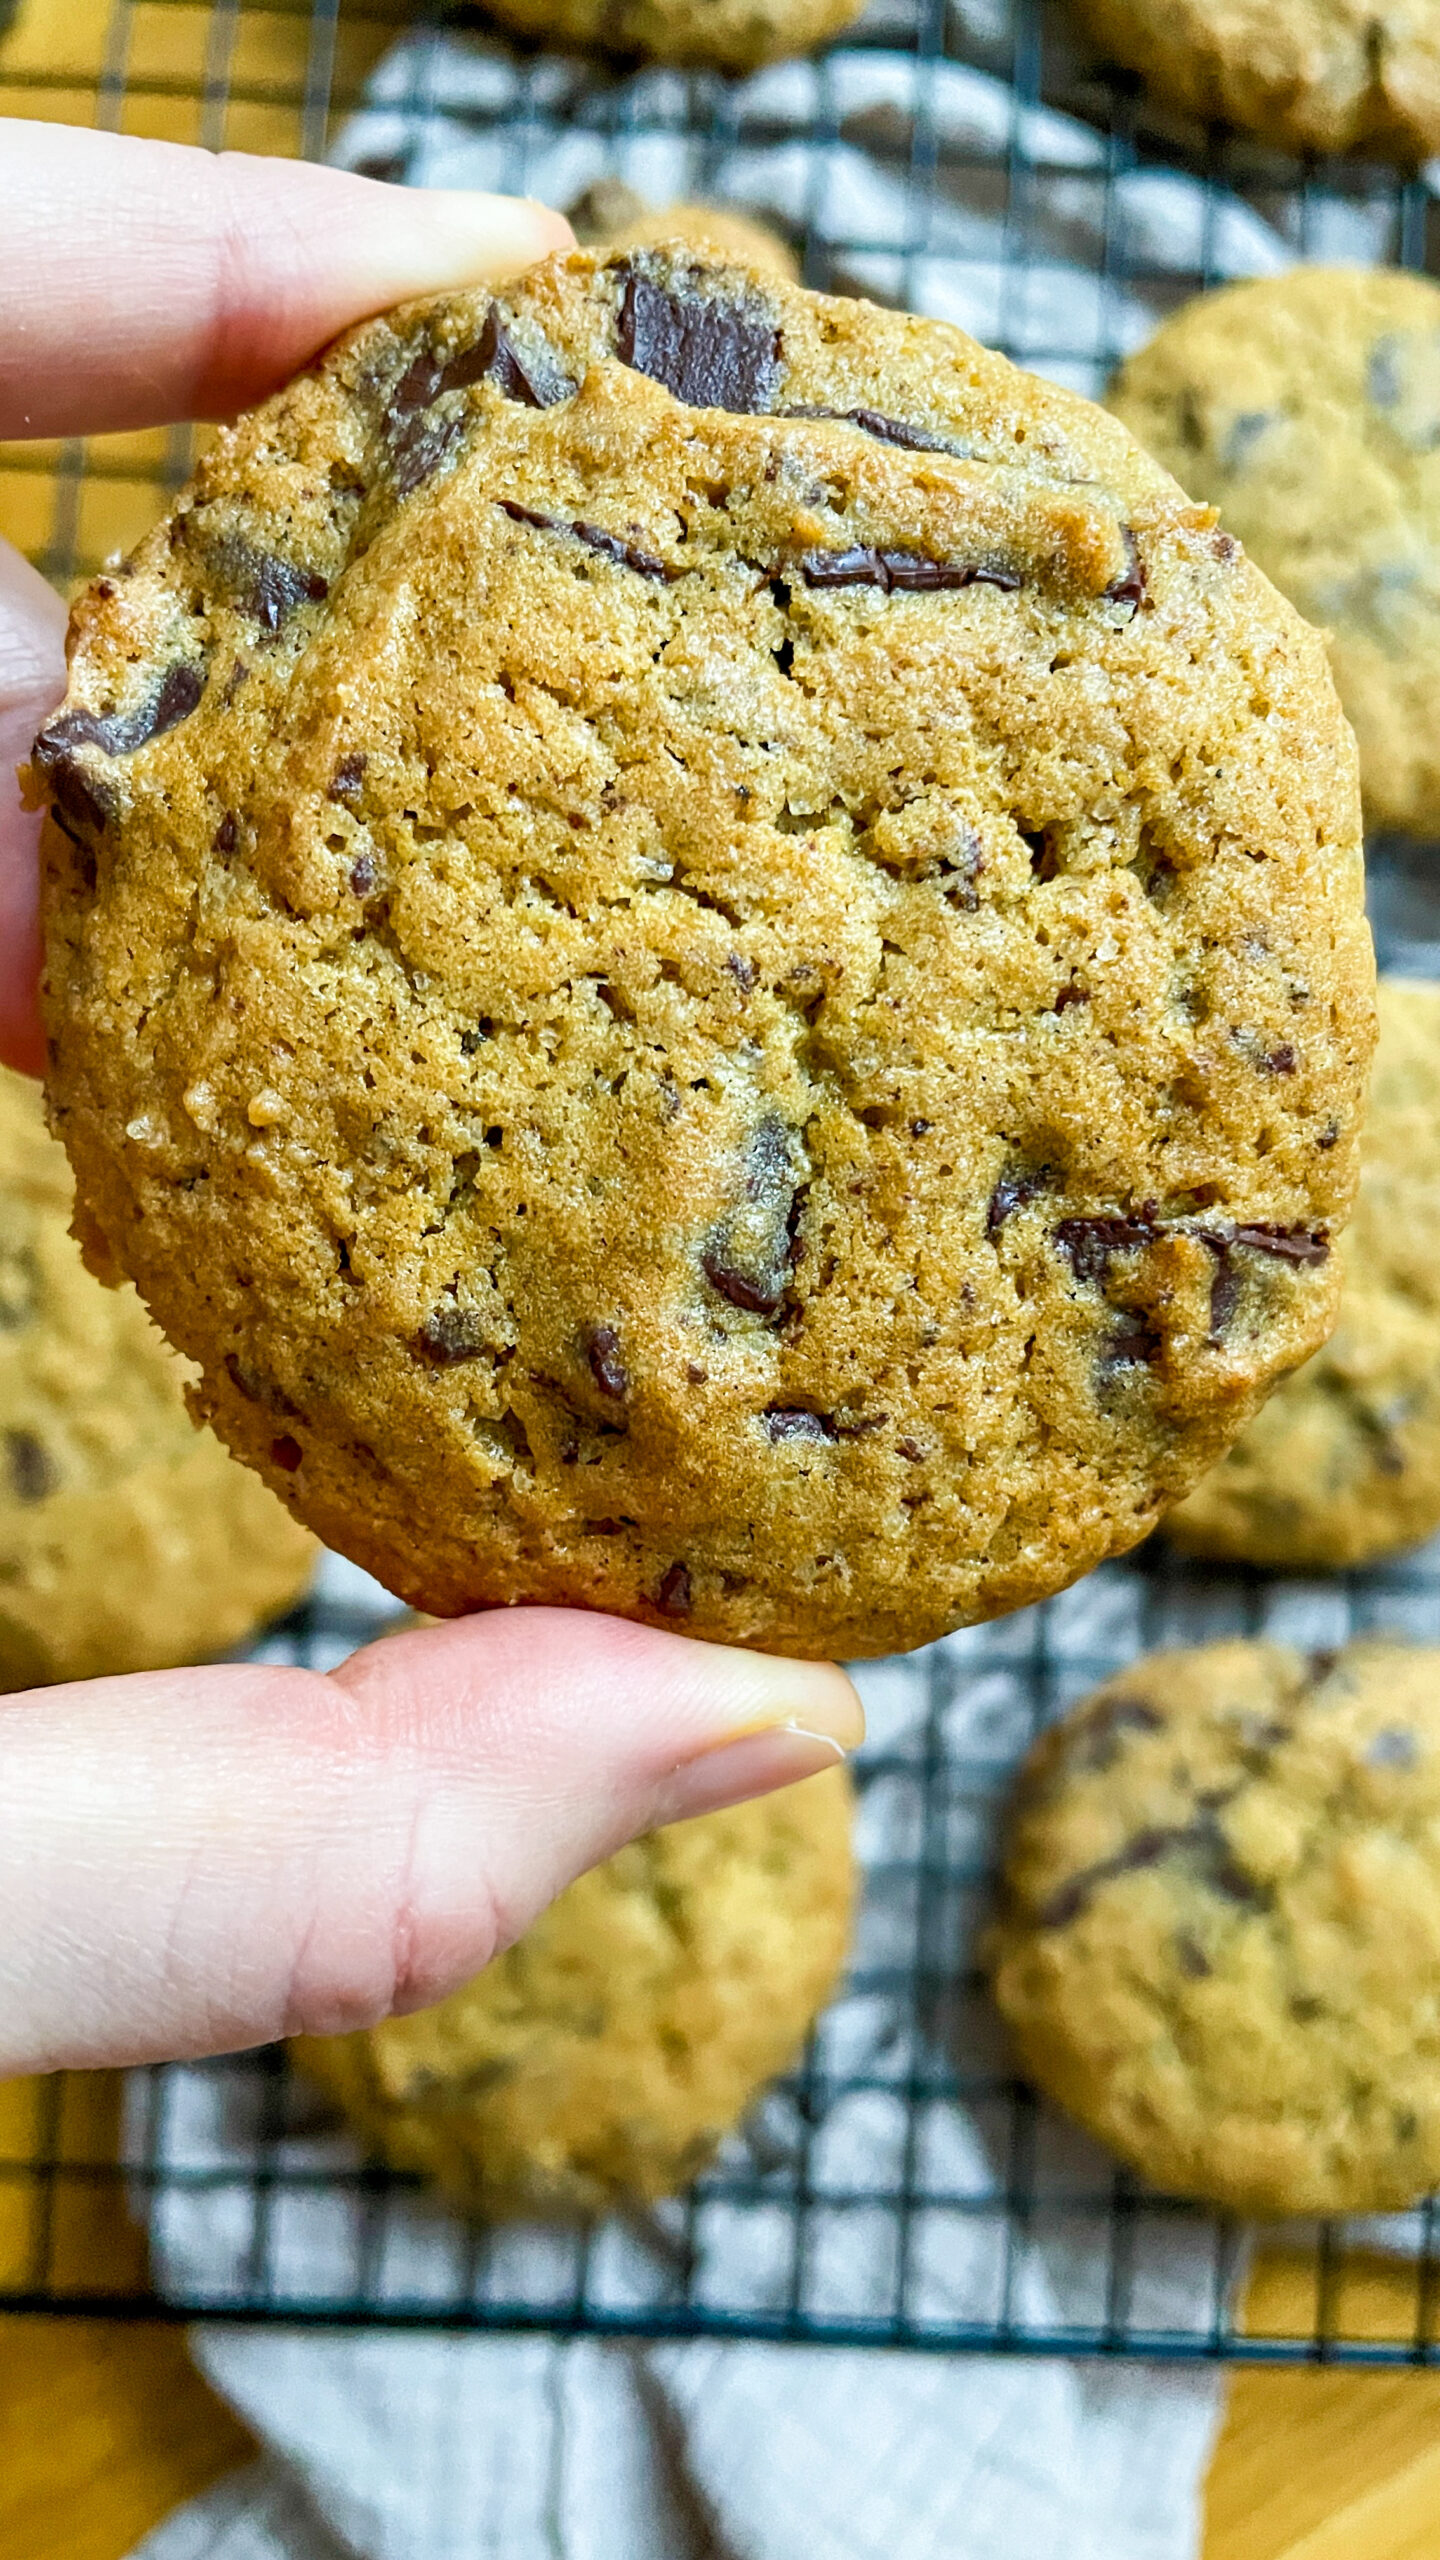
474;0;861;70
1110;266;1440;835
293;1765;855;2215
36;246;1372;1656
1073;0;1440;160
0;1067;314;1688
1169;979;1440;1569
989;1640;1440;2217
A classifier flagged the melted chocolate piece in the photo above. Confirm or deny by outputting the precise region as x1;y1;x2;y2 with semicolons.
35;661;205;773
1064;1692;1163;1772
6;1428;55;1503
498;500;671;581
1038;1800;1265;1928
701;1116;804;1319
1053;1212;1157;1283
416;1304;488;1365
1231;1222;1328;1263
1207;1248;1241;1340
987;1165;1048;1235
798;546;1019;595
778;404;964;456
1105;529;1145;614
585;1323;629;1401
468;307;570;409
763;1407;834;1442
350;852;377;897
615;267;782;414
226;544;329;634
1264;1044;1297;1075
1103;1312;1162;1369
329;753;368;803
701;1252;784;1316
392;409;466;499
212;812;239;856
224;1354;301;1419
656;1560;693;1616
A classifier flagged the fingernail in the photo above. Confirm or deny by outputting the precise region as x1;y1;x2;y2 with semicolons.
385;189;574;289
655;1664;864;1825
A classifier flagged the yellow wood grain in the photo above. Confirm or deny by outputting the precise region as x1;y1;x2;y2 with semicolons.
6;11;1440;2557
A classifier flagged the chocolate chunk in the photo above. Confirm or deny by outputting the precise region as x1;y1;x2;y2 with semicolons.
1207;1247;1241;1340
1038;1825;1178;1926
224;1353;300;1418
1263;1045;1296;1075
763;1407;834;1442
701;1114;804;1320
1053;980;1089;1013
1038;1801;1264;1928
6;1429;55;1503
615;266;782;414
46;755;113;836
1103;1313;1162;1369
35;660;205;772
416;1304;488;1365
1104;529;1145;615
392;410;466;499
1065;1691;1163;1772
1231;1222;1328;1264
1054;1211;1157;1282
656;1560;692;1616
498;498;671;581
349;852;377;897
226;544;328;634
270;1434;303;1472
987;1164;1048;1235
212;812;238;856
585;1322;629;1401
466;307;570;409
798;546;1019;594
329;752;368;803
779;403;964;456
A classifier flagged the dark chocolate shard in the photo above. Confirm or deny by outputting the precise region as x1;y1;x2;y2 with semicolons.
701;1115;805;1319
987;1164;1048;1235
702;1252;785;1317
35;660;205;771
585;1322;629;1402
615;266;782;415
226;544;329;634
656;1560;693;1616
466;307;570;409
1105;528;1146;615
778;403;965;456
329;752;368;804
212;812;239;856
224;1353;301;1419
1063;1691;1163;1772
763;1406;834;1442
1037;1800;1265;1928
798;545;1019;595
416;1304;488;1365
1207;1248;1241;1340
392;409;466;499
498;499;671;581
1230;1222;1328;1264
1053;1211;1157;1283
1103;1312;1162;1370
6;1428;55;1503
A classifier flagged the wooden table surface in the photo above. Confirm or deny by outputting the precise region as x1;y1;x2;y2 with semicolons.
6;13;1440;2552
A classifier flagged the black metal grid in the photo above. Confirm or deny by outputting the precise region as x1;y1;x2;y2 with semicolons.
5;0;1440;2363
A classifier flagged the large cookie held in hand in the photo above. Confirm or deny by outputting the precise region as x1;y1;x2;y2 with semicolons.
35;245;1373;1656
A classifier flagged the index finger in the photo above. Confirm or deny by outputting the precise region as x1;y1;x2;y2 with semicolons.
0;123;572;440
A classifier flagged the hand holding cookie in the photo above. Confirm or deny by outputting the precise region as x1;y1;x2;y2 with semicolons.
0;128;861;2081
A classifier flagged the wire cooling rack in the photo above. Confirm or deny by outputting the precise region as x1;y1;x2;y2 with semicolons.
6;0;1440;2364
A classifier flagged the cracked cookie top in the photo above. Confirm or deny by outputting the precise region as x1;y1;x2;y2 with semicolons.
34;245;1373;1656
989;1639;1440;2216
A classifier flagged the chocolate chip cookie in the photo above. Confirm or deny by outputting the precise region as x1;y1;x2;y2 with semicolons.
34;244;1373;1657
0;1066;314;1689
989;1640;1440;2216
567;182;800;280
477;0;861;69
1110;266;1440;836
293;1763;854;2215
1072;0;1440;159
1169;979;1440;1569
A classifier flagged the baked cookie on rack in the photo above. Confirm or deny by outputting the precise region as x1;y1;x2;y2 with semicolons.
293;1764;854;2214
1110;265;1440;835
0;1066;314;1689
479;0;862;67
1071;0;1440;160
989;1639;1440;2216
1168;978;1440;1570
568;179;799;278
33;243;1373;1657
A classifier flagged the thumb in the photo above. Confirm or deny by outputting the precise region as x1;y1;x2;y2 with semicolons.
0;1609;862;2074
0;536;67;1076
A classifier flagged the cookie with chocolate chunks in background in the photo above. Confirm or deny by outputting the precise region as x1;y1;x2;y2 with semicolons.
1167;979;1440;1569
293;1762;854;2215
34;244;1373;1658
1110;266;1440;837
473;0;862;71
0;1064;314;1688
1071;0;1440;162
989;1640;1440;2216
